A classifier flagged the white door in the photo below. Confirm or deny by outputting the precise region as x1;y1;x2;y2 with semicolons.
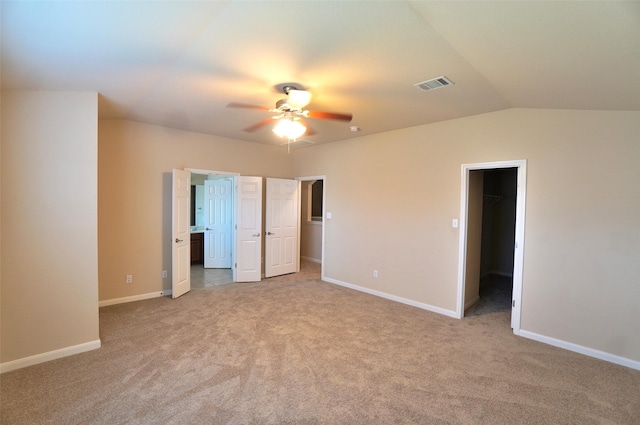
204;179;232;268
234;176;263;282
172;169;191;298
265;178;300;278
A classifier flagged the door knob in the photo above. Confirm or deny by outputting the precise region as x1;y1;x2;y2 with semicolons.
266;231;274;235
206;227;212;231
175;238;183;243
252;233;260;237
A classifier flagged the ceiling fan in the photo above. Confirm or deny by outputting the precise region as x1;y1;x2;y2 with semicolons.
227;85;352;143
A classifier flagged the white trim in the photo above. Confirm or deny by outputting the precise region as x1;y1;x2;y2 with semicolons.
323;276;458;318
0;340;102;374
519;330;640;371
185;168;239;177
456;160;527;334
99;291;169;307
295;175;325;182
301;256;321;264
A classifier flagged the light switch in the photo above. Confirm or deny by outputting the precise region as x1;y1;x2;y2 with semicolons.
326;212;332;219
452;219;459;228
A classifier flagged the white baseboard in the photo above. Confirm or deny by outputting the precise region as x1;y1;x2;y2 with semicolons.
322;276;458;318
518;330;640;371
301;256;322;264
0;339;102;374
99;290;170;307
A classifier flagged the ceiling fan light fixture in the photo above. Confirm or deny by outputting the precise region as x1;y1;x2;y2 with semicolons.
286;89;312;109
272;118;306;140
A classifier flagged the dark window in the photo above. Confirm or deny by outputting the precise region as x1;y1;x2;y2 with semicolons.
311;180;323;221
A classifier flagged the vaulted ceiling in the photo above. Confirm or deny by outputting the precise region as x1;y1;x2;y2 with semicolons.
2;1;639;146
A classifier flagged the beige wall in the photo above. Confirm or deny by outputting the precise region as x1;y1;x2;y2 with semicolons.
98;120;293;301
293;108;640;362
1;91;99;364
4;102;638;368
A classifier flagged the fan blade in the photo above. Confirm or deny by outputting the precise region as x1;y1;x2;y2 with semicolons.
227;102;270;111
244;117;275;133
306;110;352;122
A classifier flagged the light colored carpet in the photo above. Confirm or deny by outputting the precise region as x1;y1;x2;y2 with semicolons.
1;262;639;424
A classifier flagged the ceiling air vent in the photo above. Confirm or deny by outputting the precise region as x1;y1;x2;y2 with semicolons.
414;76;454;92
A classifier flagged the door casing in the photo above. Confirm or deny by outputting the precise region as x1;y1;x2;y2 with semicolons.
456;160;527;334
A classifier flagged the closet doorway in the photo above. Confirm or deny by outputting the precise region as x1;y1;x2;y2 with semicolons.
456;160;527;334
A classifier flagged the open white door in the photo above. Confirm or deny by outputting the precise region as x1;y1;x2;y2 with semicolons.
235;176;263;282
204;179;232;268
265;178;300;278
172;169;191;298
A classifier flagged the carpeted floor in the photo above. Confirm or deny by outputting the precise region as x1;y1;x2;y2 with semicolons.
1;262;639;424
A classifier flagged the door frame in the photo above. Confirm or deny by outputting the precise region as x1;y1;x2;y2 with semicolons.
455;160;527;334
295;175;326;279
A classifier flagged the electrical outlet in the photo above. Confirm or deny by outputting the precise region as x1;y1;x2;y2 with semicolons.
125;274;133;284
373;270;378;278
162;270;167;278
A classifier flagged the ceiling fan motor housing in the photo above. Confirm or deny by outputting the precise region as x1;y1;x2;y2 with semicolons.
282;85;297;95
275;98;297;112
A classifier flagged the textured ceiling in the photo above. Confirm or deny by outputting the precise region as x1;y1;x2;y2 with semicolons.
2;1;639;146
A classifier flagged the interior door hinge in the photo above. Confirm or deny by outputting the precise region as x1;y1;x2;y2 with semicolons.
234;263;237;269
512;300;516;308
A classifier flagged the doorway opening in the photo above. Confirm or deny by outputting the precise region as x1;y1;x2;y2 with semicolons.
297;175;326;279
188;169;237;289
456;160;527;334
466;168;517;318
